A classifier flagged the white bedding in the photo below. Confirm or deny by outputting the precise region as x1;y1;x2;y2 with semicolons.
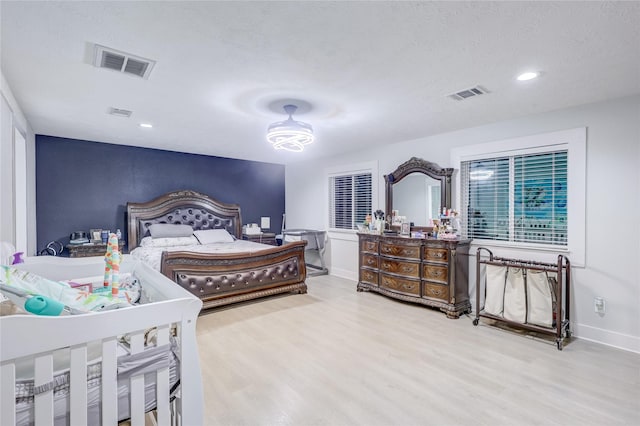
130;240;272;271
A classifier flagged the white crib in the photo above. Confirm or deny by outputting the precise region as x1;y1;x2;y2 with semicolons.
0;255;204;425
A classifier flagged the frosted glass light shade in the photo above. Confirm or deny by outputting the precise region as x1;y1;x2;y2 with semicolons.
266;105;314;152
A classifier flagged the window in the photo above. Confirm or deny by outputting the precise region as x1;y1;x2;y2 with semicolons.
452;127;585;265
460;151;568;246
329;172;372;230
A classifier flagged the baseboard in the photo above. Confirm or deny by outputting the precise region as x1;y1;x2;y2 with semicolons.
571;323;639;354
329;267;357;282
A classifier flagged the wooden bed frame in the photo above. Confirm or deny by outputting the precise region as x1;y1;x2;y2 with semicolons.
127;190;307;310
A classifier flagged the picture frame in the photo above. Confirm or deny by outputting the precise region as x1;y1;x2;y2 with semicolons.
400;222;410;236
89;228;102;243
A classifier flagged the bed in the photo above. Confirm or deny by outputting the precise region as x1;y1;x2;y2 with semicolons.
0;255;203;426
127;190;307;310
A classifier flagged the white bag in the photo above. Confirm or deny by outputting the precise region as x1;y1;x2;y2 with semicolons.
527;271;556;327
503;268;527;323
484;264;507;316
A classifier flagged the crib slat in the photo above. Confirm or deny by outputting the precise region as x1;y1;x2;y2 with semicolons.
34;353;54;426
1;362;16;426
102;337;118;425
156;325;171;426
130;331;145;426
70;344;88;425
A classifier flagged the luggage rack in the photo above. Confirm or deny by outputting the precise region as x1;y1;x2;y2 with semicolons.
473;247;571;350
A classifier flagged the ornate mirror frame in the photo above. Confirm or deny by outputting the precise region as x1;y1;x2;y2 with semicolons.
384;157;453;224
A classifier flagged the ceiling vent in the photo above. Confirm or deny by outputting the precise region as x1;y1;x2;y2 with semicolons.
448;86;489;101
108;107;133;118
94;44;155;79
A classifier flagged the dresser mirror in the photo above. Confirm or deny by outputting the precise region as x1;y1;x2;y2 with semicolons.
385;157;453;227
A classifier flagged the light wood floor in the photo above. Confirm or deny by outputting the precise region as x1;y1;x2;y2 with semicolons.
196;275;640;426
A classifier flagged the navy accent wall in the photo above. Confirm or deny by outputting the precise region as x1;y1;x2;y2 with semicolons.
36;136;285;254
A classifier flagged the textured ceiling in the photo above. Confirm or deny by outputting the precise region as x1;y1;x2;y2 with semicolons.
1;1;639;164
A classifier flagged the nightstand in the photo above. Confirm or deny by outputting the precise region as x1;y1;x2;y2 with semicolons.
66;241;126;258
242;233;276;246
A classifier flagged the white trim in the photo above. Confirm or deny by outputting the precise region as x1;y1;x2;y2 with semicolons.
452;128;586;266
329;266;358;282
325;160;378;232
14;129;27;253
573;323;640;354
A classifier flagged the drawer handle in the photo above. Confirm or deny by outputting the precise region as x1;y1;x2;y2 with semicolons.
430;251;445;259
402;249;416;256
430;287;444;296
429;269;444;278
382;263;391;270
382;247;392;253
367;258;375;265
402;265;415;273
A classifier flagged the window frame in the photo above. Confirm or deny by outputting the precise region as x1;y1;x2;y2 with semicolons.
326;161;378;235
451;128;586;266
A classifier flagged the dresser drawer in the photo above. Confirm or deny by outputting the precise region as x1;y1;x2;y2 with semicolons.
360;269;379;285
380;274;421;296
423;283;450;301
422;264;448;284
360;239;379;253
380;258;420;278
380;242;421;260
361;253;378;269
423;247;449;263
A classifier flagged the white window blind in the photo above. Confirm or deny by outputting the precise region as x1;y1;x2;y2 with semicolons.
329;172;372;230
461;150;568;246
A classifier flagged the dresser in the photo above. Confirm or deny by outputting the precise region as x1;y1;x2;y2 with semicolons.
357;233;471;318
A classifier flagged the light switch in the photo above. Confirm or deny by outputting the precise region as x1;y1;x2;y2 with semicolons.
261;216;270;229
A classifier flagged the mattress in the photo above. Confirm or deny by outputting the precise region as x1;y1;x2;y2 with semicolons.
14;337;179;426
130;240;271;271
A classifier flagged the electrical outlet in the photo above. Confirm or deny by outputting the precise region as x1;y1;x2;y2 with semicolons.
594;297;605;314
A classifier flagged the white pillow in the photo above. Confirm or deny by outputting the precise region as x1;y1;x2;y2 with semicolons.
139;235;199;248
148;223;194;238
193;229;235;244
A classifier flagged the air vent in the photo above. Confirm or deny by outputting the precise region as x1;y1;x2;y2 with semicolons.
94;44;155;79
108;107;133;118
448;86;489;101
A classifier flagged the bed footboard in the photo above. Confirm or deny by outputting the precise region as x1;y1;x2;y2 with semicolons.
161;241;308;310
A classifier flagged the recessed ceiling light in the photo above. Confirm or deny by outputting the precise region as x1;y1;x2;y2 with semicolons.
139;123;153;128
517;72;540;81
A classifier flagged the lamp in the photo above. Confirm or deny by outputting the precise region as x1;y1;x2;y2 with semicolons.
266;104;314;152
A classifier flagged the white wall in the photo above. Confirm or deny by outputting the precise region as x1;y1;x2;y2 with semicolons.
286;95;640;352
1;72;37;255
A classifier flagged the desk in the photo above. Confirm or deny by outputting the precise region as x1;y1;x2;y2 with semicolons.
283;229;328;276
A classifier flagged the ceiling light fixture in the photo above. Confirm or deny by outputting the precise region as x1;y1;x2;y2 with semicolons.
139;123;153;128
517;71;540;81
266;104;314;152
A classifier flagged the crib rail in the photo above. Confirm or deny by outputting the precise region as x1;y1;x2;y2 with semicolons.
1;257;203;426
1;301;190;425
473;247;571;350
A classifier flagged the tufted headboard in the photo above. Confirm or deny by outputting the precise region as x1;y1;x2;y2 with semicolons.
126;190;243;250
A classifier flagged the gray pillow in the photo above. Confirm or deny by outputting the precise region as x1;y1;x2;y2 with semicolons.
148;223;194;238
